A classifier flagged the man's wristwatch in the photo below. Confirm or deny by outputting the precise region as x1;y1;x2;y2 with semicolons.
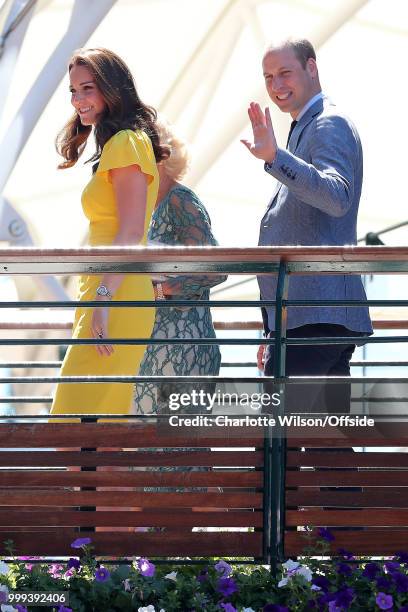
96;285;113;300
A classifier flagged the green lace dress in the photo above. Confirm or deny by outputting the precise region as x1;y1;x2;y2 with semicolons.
133;184;226;414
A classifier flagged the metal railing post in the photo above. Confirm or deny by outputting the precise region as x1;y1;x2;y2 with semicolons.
79;416;97;533
270;261;289;575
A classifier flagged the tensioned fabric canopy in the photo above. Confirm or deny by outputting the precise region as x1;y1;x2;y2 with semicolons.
0;0;407;260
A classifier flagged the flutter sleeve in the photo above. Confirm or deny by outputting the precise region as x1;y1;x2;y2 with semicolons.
161;188;227;297
96;129;157;184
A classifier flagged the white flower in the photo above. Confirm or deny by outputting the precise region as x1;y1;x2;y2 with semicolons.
296;565;312;582
311;584;321;591
164;571;177;581
279;559;312;587
0;562;9;576
282;559;300;572
242;608;256;612
138;607;156;612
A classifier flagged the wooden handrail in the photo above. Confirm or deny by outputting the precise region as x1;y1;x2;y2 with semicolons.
1;245;408;261
0;246;408;275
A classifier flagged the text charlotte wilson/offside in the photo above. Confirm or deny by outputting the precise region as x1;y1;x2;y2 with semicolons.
168;415;375;428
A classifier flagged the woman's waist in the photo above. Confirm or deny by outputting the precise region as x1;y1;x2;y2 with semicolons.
88;222;147;246
88;221;117;245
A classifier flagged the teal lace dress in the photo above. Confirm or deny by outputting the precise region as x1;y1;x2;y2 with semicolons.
133;184;226;414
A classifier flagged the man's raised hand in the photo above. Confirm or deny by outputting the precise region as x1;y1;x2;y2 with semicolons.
241;103;277;163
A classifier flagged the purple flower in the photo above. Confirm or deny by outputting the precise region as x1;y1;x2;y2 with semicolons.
375;592;393;610
376;576;392;591
362;562;381;579
384;561;400;573
215;559;233;577
217;577;238;597
398;607;408;612
137;557;156;577
318;592;336;605
17;554;40;571
220;604;237;612
16;606;28;612
328;603;342;612
58;607;73;612
49;563;64;578
315;592;335;611
197;569;208;583
395;550;408;564
336;562;352;576
393;571;408;593
312;575;330;592
94;566;110;582
337;548;354;560
317;527;335;542
334;587;354;608
263;605;289;612
71;537;91;548
67;557;81;571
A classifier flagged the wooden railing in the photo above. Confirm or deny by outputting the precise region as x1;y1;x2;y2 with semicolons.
0;246;407;565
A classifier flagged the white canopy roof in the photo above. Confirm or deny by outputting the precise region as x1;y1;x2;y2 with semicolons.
1;0;407;255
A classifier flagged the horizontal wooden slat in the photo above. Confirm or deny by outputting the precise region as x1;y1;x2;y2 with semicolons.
288;437;408;447
0;424;262;448
2;318;406;331
0;531;262;557
0;527;74;533
213;319;408;330
287;489;408;507
287;451;408;468
286;470;408;487
0;424;405;449
0;451;263;468
286;509;408;527
0;491;262;508
285;530;408;556
0;510;263;528
0;470;262;488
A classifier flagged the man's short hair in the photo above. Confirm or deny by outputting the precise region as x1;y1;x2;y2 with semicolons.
266;38;316;69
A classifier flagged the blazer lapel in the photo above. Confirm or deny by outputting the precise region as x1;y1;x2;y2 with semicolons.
289;96;325;152
263;96;327;217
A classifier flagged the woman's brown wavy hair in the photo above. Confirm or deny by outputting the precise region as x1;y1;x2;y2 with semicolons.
56;47;169;169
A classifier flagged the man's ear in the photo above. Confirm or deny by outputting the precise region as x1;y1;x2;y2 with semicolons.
306;57;318;79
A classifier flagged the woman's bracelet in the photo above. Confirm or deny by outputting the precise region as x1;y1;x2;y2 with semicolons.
154;283;166;300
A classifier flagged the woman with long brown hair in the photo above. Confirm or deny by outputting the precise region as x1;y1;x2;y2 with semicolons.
51;48;168;417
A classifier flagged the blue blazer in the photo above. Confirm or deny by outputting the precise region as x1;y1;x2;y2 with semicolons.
258;95;372;333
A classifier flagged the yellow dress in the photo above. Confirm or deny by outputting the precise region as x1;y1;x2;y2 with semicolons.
50;129;157;416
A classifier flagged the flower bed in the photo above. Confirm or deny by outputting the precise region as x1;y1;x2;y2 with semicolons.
1;531;408;611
